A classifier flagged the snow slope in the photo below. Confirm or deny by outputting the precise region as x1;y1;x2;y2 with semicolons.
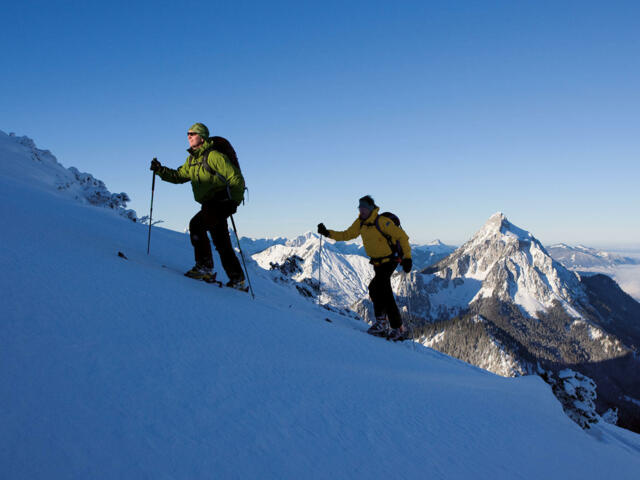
2;139;640;479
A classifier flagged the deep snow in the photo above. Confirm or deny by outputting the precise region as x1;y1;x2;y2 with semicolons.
2;138;640;479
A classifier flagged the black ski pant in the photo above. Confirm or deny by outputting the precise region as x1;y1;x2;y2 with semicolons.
368;261;402;329
189;200;244;282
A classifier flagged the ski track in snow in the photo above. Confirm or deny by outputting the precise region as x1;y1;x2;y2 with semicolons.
2;138;640;479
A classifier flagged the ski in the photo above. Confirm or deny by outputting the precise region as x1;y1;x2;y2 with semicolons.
187;275;249;293
323;315;412;342
367;330;389;338
386;332;410;342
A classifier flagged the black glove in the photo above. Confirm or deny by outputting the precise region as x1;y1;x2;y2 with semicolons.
317;223;330;237
401;258;412;273
150;158;161;172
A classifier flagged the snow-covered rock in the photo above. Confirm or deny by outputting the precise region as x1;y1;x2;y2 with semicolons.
0;130;137;220
541;369;600;429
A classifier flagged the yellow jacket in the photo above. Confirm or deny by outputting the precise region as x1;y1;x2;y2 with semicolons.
328;208;411;264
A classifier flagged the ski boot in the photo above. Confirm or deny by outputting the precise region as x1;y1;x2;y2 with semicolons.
184;264;214;281
387;325;409;342
226;278;248;292
367;316;389;337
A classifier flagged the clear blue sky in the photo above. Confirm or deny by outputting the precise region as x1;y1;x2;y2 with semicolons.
2;0;639;247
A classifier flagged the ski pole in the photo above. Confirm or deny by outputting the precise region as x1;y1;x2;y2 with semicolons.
404;272;414;325
147;166;156;255
230;215;255;299
318;235;323;305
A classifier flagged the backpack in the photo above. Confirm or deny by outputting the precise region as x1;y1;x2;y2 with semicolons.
199;136;247;203
207;136;241;171
374;212;405;262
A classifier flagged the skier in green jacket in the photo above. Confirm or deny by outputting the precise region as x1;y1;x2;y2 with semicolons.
150;123;246;289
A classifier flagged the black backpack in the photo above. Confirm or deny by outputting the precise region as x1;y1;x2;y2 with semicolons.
206;136;241;172
374;212;405;261
198;136;247;202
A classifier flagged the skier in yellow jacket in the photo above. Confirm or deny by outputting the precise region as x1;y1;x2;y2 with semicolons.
318;195;412;340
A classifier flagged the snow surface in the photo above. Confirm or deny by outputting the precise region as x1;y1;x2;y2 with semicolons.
2;137;640;479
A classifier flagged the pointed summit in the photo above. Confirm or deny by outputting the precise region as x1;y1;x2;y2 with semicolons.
474;212;533;243
475;212;509;239
486;211;508;228
286;231;320;247
424;212;584;320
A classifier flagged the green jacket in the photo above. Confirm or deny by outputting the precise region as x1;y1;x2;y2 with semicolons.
157;138;245;204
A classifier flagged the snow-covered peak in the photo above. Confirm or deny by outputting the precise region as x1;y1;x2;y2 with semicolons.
237;236;288;255
286;231;321;247
427;213;585;319
479;212;510;236
253;232;372;307
456;213;545;269
473;212;534;244
417;239;456;256
486;211;508;228
548;243;571;249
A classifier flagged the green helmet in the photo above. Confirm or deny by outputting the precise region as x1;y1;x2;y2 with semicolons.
188;122;210;139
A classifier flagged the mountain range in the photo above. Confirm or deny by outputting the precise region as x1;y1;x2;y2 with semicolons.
251;233;455;307
547;243;640;270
